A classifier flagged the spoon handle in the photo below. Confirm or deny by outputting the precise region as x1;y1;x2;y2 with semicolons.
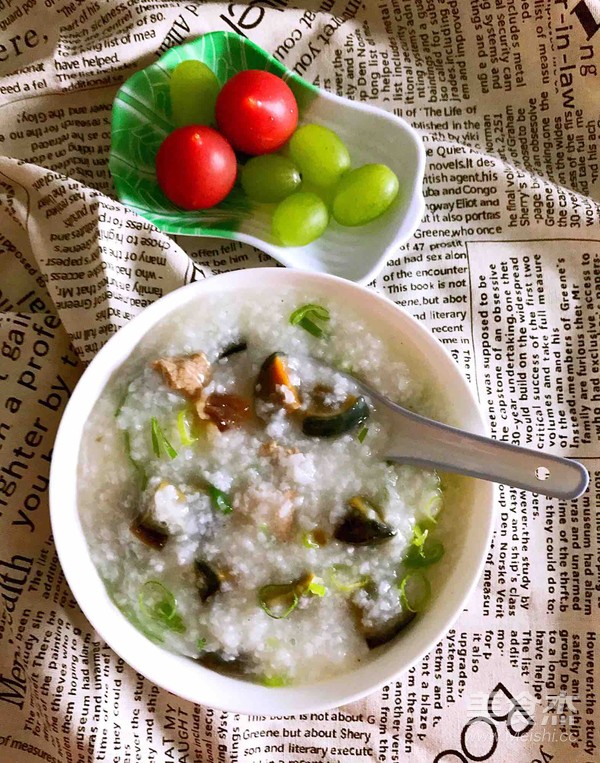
384;407;589;500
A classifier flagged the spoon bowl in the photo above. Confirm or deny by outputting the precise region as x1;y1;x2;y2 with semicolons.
109;32;426;284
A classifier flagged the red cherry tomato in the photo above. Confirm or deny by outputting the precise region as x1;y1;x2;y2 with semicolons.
216;70;298;155
155;125;237;210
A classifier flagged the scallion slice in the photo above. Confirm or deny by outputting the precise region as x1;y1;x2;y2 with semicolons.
405;540;445;568
399;572;431;612
107;585;164;643
138;580;186;633
327;563;369;593
124;431;148;489
302;531;319;549
289;303;330;324
298;316;323;337
197;637;207;651
357;426;368;443
177;409;198;446
422;487;443;525
151;417;178;459
307;579;326;597
151;419;160;457
258;584;299;619
262;674;290;687
404;523;445;568
207;482;233;514
139;581;175;619
412;524;428;551
289;303;330;338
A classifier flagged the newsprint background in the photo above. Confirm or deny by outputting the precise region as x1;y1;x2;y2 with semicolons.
0;1;599;762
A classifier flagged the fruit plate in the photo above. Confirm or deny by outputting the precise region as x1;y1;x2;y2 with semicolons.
109;32;425;284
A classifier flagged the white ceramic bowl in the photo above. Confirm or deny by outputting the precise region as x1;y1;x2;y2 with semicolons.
50;269;494;714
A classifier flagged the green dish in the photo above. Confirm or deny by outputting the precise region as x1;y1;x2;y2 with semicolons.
109;32;318;238
109;31;426;284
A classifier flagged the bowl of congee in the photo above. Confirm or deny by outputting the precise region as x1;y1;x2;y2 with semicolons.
50;268;494;713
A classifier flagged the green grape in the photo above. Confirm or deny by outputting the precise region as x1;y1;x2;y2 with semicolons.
332;164;399;226
300;180;335;209
170;60;220;127
289;124;351;188
272;192;329;246
241;155;301;203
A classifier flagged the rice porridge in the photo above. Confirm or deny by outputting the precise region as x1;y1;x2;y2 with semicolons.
78;287;450;686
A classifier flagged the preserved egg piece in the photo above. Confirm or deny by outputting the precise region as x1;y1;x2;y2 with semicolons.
197;651;253;677
334;496;395;546
218;341;248;360
130;512;169;550
255;352;301;412
201;393;252;431
194;559;222;602
353;605;416;650
302;395;369;438
258;572;315;619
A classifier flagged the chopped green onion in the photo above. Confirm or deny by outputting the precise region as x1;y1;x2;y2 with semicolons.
167;613;186;633
123;430;133;460
298;316;323;337
422;487;443;526
399;572;431;613
207;483;233;514
151;419;160;457
122;603;165;643
162;430;177;459
258;573;320;619
138;580;186;633
262;674;290;687
289;303;330;338
405;521;445;568
412;524;429;551
197;637;207;651
357;426;368;443
327;563;369;593
177;409;198;446
405;540;445;568
335;359;355;375
289;303;330;324
139;581;176;619
302;531;319;549
258;584;299;619
124;431;148;490
307;579;326;597
106;584;164;643
151;417;178;459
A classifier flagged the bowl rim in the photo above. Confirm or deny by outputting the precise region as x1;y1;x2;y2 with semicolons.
50;268;494;714
109;31;426;285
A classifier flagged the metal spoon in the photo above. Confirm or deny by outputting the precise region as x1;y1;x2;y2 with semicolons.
341;371;589;501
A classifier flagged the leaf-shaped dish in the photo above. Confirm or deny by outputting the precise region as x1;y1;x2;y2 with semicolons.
109;32;425;284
